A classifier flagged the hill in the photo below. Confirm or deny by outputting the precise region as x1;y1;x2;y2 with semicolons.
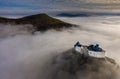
0;14;74;31
57;13;91;17
56;12;120;17
48;48;119;79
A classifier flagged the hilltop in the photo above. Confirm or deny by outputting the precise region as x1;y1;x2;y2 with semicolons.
0;14;74;31
48;48;119;79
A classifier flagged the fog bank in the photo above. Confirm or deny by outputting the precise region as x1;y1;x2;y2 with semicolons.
0;16;120;79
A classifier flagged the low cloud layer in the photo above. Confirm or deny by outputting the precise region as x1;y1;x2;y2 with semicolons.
58;16;120;62
0;16;120;79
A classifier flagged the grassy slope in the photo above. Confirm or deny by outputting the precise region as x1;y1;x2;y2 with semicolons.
0;14;74;31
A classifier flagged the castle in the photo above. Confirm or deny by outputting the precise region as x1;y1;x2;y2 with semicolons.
74;42;105;58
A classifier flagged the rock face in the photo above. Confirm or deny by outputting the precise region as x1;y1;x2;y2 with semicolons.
48;48;119;79
0;14;74;31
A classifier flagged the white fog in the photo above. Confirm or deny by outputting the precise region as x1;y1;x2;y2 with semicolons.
0;16;120;79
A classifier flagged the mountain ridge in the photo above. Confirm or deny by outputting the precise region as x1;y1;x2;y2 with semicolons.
0;13;75;31
57;13;91;17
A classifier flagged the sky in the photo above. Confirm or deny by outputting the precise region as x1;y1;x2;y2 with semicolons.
0;0;120;17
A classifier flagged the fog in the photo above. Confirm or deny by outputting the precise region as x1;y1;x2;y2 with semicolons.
58;16;120;62
0;16;120;79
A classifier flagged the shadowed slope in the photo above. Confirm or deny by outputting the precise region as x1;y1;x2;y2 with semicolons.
48;48;119;79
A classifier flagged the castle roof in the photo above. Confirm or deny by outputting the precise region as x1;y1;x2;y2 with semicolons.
74;42;105;52
87;44;104;52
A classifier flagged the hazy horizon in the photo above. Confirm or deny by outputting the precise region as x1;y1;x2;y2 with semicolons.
1;0;120;17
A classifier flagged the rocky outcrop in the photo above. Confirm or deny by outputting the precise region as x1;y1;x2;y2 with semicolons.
48;48;119;79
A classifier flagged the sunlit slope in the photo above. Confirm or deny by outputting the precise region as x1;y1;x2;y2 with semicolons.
0;14;74;31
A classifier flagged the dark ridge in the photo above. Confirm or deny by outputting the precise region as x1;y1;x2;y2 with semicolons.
0;13;75;32
57;13;91;17
0;17;14;23
56;12;120;17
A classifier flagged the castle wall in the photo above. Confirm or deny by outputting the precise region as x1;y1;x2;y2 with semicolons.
75;46;105;58
88;51;105;58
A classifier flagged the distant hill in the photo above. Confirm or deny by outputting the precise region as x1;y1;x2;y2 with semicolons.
57;13;91;17
0;14;74;31
56;12;120;17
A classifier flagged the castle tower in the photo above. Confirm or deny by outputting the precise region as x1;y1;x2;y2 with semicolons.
74;42;105;58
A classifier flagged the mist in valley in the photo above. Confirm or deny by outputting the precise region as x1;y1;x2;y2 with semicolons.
0;16;120;79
